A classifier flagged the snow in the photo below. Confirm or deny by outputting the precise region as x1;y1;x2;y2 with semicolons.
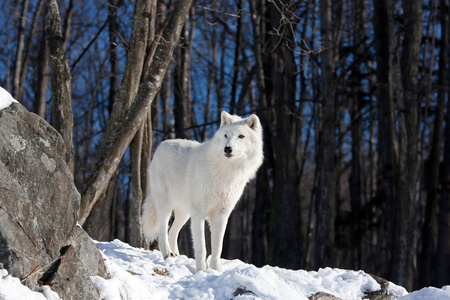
0;269;59;300
0;86;18;110
91;240;406;300
400;286;450;300
1;239;449;300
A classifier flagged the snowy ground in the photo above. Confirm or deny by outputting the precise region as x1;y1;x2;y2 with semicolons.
2;239;450;300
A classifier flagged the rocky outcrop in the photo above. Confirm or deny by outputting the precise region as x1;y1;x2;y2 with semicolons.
308;292;341;300
307;275;397;300
0;102;107;299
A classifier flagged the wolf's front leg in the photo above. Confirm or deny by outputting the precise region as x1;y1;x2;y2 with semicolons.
191;214;207;271
209;214;229;272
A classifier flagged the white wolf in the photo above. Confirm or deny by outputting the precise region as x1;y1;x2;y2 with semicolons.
142;111;263;272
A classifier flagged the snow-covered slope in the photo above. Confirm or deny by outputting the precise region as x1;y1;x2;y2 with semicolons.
93;240;400;300
0;86;18;110
1;239;450;300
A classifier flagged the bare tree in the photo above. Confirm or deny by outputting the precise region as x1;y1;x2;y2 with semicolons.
420;0;449;287
349;0;366;270
229;0;242;115
248;0;269;267
12;0;28;102
392;0;422;290
127;0;155;248
173;8;193;140
32;29;49;119
372;0;397;279
79;0;194;226
45;0;75;174
84;0;124;242
315;0;337;268
436;0;450;287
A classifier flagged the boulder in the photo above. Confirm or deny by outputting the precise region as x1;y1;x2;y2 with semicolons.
307;274;397;300
0;102;107;299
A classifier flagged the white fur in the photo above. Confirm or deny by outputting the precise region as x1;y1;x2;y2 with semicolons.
142;111;263;272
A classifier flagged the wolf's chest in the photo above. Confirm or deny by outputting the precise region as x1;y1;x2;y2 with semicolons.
198;176;246;209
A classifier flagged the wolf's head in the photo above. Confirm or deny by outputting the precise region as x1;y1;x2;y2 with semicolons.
213;111;263;165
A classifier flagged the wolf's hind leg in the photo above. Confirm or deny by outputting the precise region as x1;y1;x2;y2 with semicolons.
154;196;173;259
158;213;172;259
169;209;190;256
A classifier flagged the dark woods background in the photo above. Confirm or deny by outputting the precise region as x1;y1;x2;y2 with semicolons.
0;0;449;292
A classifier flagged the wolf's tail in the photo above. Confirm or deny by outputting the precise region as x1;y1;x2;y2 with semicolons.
142;194;159;243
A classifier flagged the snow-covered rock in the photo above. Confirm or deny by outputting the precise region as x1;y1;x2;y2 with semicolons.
0;86;17;110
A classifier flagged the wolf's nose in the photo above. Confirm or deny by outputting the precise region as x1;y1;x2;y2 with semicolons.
224;146;232;154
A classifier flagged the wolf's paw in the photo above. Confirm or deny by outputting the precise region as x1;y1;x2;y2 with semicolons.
165;252;178;259
210;261;223;273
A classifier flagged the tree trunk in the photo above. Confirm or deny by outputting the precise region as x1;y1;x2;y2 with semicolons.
173;10;193;140
420;0;448;287
18;0;44;103
372;0;398;280
128;0;157;248
249;0;269;267
315;0;337;268
84;171;119;240
86;0;150;240
349;0;366;270
84;0;123;241
12;0;28;103
129;126;145;246
261;0;303;269
108;0;151;124
230;0;242;115
436;0;450;287
203;25;217;140
62;0;73;49
45;0;75;174
392;0;422;291
32;29;49;119
108;0;121;113
157;0;171;141
79;0;194;226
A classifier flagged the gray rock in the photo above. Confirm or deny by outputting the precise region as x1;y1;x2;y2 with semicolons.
68;225;108;279
0;103;107;299
365;274;396;300
308;291;342;300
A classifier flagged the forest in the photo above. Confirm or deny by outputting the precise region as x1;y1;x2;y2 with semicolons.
0;0;448;292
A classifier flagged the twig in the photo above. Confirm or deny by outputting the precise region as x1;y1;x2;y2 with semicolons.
195;5;241;18
20;253;66;284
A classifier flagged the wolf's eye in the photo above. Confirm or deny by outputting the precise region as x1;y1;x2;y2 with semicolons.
224;134;228;138
238;134;245;139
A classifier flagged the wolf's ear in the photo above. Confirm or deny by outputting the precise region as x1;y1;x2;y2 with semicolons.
247;114;260;132
220;111;233;127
